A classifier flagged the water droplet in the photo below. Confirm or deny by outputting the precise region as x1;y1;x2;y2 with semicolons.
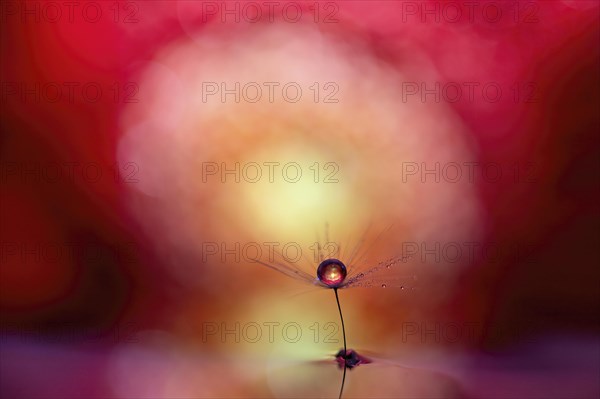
316;258;347;287
381;284;387;288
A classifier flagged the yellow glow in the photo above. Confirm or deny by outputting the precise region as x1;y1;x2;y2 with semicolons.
242;161;357;240
118;22;484;297
326;267;341;280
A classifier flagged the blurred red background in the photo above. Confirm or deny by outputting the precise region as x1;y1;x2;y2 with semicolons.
1;1;598;397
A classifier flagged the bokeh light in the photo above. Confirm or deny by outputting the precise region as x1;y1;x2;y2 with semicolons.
1;1;598;398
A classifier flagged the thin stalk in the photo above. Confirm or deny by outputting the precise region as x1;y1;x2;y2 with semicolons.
334;288;347;399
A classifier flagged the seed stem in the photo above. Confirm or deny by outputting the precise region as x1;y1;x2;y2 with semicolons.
334;288;347;399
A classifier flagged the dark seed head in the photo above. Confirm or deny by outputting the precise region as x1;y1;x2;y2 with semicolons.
335;349;372;370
